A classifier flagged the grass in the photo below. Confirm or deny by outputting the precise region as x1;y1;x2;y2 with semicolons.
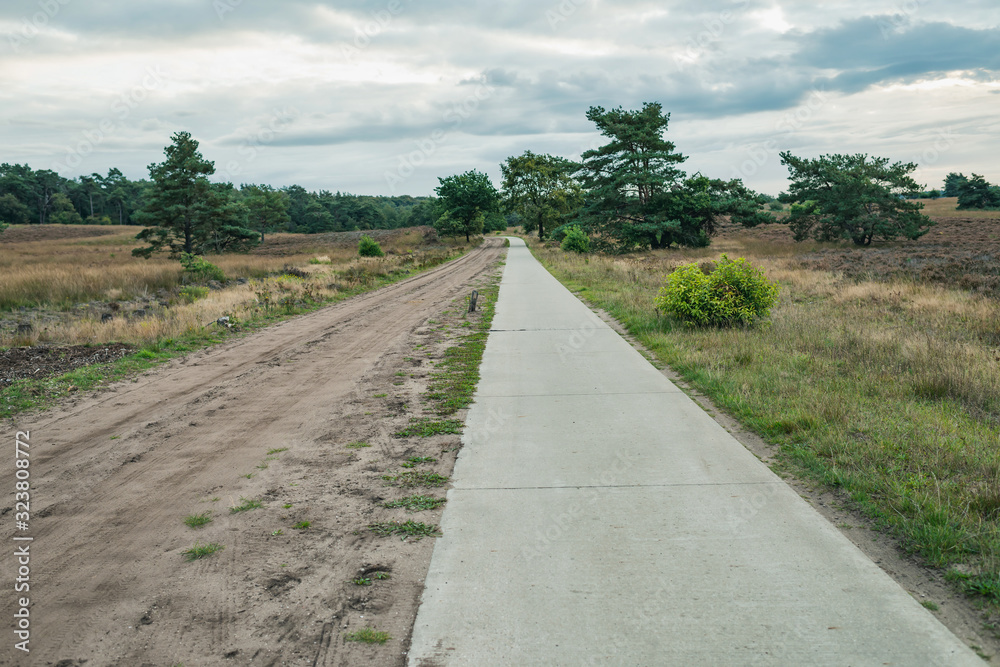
345;441;371;449
367;520;441;538
267;447;288;455
394;418;463;438
230;497;264;513
292;521;311;530
382;471;449;488
401;456;437;468
527;232;1000;605
383;495;446;511
182;542;224;561
921;600;940;611
183;512;212;529
343;627;391;644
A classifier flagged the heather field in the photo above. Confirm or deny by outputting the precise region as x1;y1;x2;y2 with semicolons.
723;198;1000;298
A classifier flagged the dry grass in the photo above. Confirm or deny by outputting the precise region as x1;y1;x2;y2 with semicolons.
0;225;458;347
531;231;1000;599
918;197;1000;219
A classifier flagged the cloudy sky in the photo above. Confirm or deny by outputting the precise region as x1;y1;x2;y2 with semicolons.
2;1;998;197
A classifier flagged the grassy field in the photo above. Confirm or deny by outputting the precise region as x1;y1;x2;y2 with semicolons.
0;225;459;347
528;205;1000;607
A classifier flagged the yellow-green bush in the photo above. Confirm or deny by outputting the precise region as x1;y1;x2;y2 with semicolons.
654;254;778;326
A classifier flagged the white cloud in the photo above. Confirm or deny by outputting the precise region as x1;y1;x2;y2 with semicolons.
0;1;998;195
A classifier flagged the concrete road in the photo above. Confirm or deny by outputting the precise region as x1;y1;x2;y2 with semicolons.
407;238;980;666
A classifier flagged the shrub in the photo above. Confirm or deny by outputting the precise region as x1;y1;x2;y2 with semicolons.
180;253;226;283
359;235;385;257
654;254;778;326
560;226;590;253
549;223;572;242
178;286;209;303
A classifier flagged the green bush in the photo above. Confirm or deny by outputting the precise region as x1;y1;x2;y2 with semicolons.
560;226;590;253
359;235;385;257
654;254;778;326
180;253;226;283
179;286;210;303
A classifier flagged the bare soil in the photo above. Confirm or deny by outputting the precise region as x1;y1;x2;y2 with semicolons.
2;239;504;666
0;344;135;387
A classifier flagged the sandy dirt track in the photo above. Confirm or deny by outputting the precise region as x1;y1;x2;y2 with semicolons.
3;239;504;666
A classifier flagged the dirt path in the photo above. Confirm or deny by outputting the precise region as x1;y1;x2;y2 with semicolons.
3;239;504;667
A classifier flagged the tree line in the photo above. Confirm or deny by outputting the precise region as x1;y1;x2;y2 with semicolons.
4;104;996;253
432;102;964;251
0;156;437;239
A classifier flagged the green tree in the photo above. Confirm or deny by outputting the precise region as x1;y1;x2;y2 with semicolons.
133;132;258;257
942;172;968;198
779;152;933;246
48;193;83;225
0;193;30;226
304;199;336;233
956;174;1000;210
500;151;582;241
576;103;772;251
434;170;500;241
199;183;260;254
241;184;290;241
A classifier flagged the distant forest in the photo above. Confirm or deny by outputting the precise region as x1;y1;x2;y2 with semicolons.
0;162;438;233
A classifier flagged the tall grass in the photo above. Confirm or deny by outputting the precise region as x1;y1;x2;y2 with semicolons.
1;226;460;347
532;235;1000;599
0;227;448;311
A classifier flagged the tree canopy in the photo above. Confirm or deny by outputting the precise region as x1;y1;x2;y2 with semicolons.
241;184;291;241
132;132;258;258
942;172;968;198
779;152;933;246
434;170;502;241
956;174;1000;210
572;102;772;251
501;150;582;241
